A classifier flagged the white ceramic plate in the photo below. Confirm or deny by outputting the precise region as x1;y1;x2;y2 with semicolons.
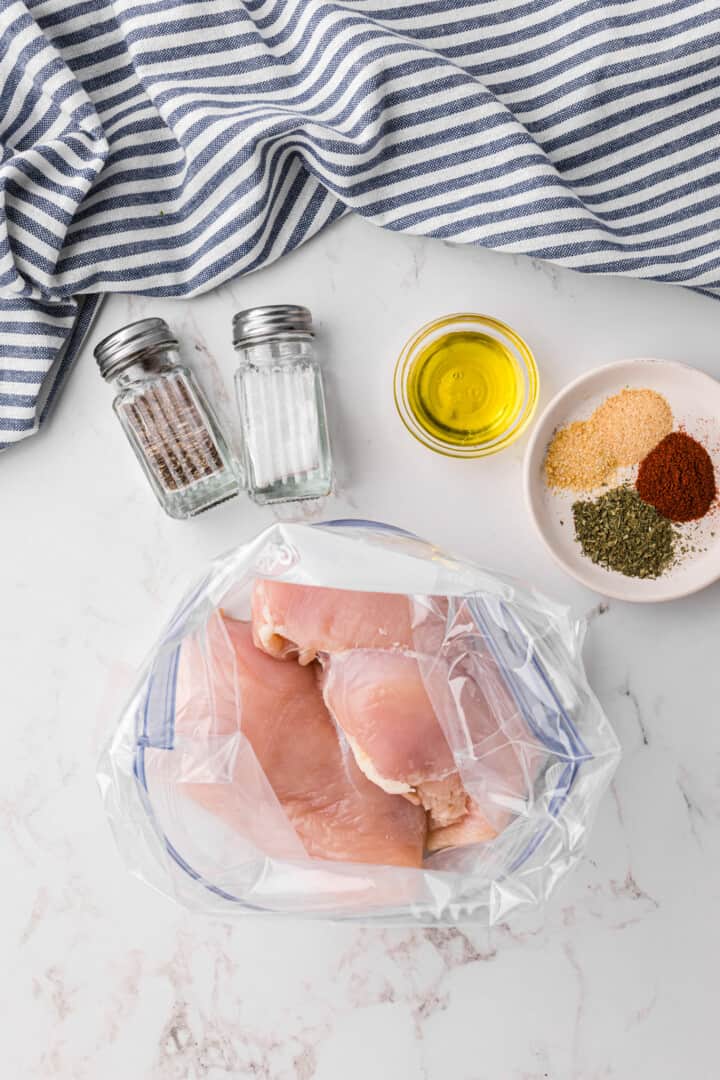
524;358;720;603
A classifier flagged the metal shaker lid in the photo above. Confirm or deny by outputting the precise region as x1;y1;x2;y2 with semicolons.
94;318;178;380
232;305;314;348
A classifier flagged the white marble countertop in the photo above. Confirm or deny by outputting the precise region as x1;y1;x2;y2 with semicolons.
2;216;720;1079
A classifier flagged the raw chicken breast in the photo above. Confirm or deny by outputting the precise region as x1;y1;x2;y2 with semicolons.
251;582;531;855
321;613;532;846
321;649;466;828
174;613;427;868
252;580;414;664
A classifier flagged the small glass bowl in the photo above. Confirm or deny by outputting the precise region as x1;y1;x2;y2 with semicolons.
393;313;539;458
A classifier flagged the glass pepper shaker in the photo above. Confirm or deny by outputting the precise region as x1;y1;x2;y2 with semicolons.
94;318;239;519
232;305;333;504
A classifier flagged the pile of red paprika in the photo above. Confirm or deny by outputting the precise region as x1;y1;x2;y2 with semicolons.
636;431;716;522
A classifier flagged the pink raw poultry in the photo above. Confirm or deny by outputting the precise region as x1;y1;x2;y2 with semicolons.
252;581;483;831
321;648;467;828
253;578;470;828
251;581;530;852
252;579;414;663
173;612;427;868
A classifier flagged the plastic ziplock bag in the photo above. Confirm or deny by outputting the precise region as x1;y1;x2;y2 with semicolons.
98;520;620;924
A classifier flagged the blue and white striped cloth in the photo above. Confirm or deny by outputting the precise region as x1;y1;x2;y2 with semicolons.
2;1;720;449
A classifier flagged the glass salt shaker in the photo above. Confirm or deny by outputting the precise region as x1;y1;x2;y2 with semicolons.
95;318;239;519
232;305;333;504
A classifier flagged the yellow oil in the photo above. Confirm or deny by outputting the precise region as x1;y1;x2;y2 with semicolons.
406;331;523;446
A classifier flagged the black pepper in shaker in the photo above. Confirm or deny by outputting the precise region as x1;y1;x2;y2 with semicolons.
94;318;239;518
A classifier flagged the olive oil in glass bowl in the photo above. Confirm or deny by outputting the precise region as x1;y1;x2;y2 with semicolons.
394;314;538;457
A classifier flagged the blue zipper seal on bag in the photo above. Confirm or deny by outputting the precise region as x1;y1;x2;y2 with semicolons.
467;598;590;872
133;643;255;906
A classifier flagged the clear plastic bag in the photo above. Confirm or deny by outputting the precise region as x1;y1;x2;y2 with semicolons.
98;520;620;924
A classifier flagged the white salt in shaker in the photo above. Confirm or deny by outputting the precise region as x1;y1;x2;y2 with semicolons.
232;305;333;504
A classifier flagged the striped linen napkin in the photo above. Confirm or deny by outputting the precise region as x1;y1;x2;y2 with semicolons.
2;0;719;450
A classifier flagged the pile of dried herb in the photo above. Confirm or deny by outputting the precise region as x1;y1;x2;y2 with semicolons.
572;485;676;578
